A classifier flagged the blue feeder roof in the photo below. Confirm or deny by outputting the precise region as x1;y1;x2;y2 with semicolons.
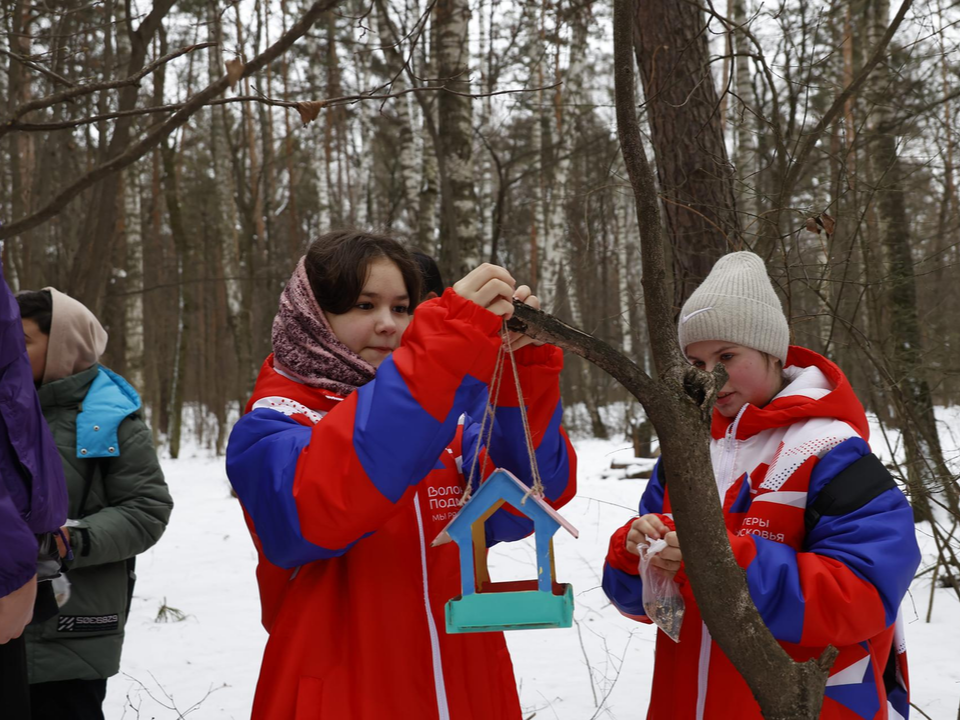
432;468;578;546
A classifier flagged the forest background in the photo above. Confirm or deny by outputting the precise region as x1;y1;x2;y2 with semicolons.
2;0;960;712
3;0;958;519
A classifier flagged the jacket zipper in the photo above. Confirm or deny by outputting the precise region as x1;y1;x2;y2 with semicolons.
414;492;450;720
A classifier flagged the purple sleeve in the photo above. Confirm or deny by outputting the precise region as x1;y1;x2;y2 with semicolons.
0;257;67;596
0;478;38;597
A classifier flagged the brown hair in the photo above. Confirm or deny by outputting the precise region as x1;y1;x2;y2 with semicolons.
304;230;422;315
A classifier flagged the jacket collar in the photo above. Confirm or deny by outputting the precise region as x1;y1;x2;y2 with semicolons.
38;364;100;409
39;365;141;459
710;346;868;441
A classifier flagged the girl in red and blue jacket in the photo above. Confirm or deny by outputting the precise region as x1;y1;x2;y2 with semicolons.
226;231;576;720
602;252;920;720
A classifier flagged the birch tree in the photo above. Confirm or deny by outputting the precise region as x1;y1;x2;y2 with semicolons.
435;0;480;279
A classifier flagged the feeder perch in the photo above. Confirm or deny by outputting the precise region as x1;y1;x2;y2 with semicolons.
432;468;578;633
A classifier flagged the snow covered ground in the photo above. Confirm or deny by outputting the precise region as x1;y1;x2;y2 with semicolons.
104;410;960;719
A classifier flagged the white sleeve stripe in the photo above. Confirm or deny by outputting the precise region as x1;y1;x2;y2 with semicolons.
251;396;326;424
752;491;808;508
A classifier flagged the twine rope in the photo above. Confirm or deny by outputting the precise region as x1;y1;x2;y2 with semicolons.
461;322;545;506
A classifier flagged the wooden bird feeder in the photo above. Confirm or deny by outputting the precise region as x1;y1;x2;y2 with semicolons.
433;468;578;634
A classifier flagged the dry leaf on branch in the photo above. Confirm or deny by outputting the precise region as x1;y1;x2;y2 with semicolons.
804;212;836;237
820;212;835;236
225;58;244;88
296;100;326;125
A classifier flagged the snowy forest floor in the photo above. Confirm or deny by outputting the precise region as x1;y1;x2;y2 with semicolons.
105;408;960;719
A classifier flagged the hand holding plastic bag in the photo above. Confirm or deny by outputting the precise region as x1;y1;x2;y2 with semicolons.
638;536;684;642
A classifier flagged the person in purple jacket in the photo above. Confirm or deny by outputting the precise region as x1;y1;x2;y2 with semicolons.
0;253;68;717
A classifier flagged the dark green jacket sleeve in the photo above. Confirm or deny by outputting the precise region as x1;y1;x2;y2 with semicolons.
67;415;172;569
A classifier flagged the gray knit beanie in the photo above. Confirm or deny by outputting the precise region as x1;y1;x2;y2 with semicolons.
677;251;789;363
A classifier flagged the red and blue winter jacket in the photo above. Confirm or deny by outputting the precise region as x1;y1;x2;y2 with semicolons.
226;290;576;720
603;347;920;720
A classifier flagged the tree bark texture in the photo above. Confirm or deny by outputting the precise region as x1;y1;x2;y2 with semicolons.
435;0;480;281
606;0;840;715
160;138;191;459
631;0;739;310
868;0;959;518
116;3;145;393
67;0;177;315
0;0;345;247
207;8;255;405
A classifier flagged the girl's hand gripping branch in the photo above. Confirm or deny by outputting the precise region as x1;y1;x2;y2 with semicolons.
504;285;545;353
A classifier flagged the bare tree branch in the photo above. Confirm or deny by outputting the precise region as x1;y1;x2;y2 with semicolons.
0;0;343;241
879;84;960;132
5;83;562;132
0;47;76;88
613;0;676;379
780;0;915;199
0;42;216;139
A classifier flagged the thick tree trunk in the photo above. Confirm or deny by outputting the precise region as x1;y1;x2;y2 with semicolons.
377;3;421;234
632;0;739;309
533;0;553;307
120;170;145;391
208;7;254;404
160;138;191;459
731;0;755;223
507;2;835;715
435;0;479;280
869;0;958;519
7;0;36;291
68;0;177;315
116;3;145;393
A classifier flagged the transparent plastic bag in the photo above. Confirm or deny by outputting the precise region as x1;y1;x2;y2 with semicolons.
638;536;684;642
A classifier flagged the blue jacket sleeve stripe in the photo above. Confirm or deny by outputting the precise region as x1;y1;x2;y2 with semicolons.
744;537;807;643
639;461;667;516
599;460;668;618
458;406;532;545
602;564;648;618
741;438;920;641
353;360;487;504
806;437;920;626
226;409;361;568
805;490;919;626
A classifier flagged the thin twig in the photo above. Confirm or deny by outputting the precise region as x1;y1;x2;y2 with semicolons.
574;618;599;707
0;42;215;139
6;83;562;132
0;0;341;241
0;48;76;87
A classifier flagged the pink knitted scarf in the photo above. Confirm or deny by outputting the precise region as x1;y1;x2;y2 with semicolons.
271;257;376;396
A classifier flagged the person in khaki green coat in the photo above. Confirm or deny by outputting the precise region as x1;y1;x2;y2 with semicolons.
17;288;172;720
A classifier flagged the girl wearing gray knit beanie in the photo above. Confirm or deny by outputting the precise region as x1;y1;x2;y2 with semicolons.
678;251;789;418
601;251;920;720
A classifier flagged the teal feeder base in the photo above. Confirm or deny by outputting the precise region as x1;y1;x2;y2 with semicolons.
445;582;574;634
